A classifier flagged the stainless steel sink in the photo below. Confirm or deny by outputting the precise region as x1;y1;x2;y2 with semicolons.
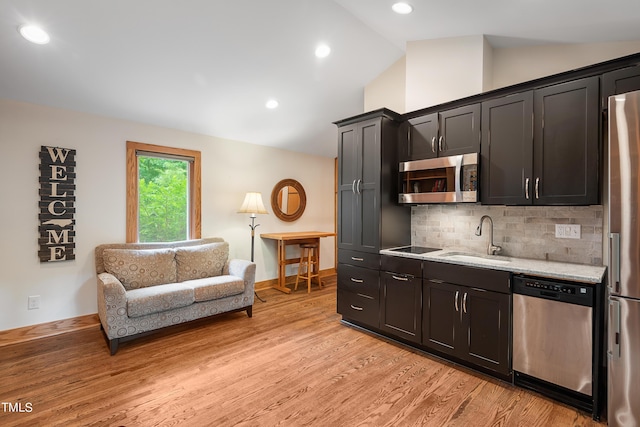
436;251;511;265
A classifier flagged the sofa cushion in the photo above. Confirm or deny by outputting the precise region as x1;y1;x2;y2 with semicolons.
175;242;228;282
103;248;177;290
126;283;194;318
183;275;245;302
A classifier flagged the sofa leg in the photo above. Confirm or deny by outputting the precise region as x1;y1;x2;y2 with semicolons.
109;338;119;356
247;305;253;318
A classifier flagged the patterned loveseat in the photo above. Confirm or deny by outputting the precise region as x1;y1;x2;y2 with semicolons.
95;238;255;354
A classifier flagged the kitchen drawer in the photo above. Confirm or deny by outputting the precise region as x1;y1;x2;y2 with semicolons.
337;289;379;328
338;249;381;270
338;263;379;298
424;260;511;294
381;255;422;277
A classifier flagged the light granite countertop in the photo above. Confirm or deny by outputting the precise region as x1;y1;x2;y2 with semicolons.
380;247;607;284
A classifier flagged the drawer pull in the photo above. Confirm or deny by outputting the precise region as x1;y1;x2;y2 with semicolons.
429;279;445;284
392;275;409;281
351;257;364;262
350;278;364;283
350;304;364;311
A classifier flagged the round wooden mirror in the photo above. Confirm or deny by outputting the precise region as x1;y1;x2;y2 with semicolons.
271;179;306;222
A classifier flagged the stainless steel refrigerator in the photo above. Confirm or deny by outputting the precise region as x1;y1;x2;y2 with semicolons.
608;89;640;427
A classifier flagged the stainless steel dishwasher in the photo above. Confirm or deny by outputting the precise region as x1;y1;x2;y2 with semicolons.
512;275;594;412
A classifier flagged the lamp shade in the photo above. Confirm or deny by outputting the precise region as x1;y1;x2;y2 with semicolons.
238;192;268;214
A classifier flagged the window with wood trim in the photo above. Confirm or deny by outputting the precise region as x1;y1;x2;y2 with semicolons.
126;141;201;243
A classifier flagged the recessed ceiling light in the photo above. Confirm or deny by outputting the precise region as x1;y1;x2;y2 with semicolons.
315;44;331;58
266;99;279;109
392;2;413;14
18;24;50;44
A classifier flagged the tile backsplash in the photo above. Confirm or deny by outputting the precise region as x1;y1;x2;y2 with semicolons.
412;205;603;266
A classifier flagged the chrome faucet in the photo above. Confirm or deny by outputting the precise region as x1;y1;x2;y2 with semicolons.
476;215;502;255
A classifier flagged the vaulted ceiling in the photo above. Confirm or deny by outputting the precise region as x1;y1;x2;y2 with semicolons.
2;0;640;157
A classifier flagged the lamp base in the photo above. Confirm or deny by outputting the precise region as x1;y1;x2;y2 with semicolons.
248;216;265;303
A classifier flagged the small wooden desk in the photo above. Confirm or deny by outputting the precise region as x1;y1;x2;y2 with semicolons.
261;231;335;294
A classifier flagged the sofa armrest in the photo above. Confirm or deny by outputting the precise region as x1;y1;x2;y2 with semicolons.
97;272;128;337
225;259;256;291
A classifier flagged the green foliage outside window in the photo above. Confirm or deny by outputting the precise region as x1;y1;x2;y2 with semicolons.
138;156;188;242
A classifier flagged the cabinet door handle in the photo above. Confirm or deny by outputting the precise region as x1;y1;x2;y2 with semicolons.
525;177;530;200
392;275;409;281
355;179;362;194
350;304;364;311
350;278;364;283
535;177;540;199
431;136;436;153
351;257;364;262
454;290;460;312
351;179;356;194
438;135;444;152
463;292;468;314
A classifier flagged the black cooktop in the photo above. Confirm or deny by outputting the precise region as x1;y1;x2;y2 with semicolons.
389;246;441;254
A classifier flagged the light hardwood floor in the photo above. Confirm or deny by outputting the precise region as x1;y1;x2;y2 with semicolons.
0;278;605;426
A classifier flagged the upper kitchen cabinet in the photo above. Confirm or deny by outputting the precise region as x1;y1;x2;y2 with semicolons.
481;92;534;205
481;76;599;205
533;76;599;205
399;104;481;162
398;113;438;161
335;109;410;254
602;66;640;109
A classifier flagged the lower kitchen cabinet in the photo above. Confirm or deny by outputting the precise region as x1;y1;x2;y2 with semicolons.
380;256;422;344
422;261;511;378
337;289;379;327
338;256;512;381
337;261;380;329
463;287;510;373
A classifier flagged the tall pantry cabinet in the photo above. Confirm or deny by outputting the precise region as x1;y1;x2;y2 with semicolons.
334;109;411;328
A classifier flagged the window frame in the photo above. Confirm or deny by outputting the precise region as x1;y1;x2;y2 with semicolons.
126;141;201;243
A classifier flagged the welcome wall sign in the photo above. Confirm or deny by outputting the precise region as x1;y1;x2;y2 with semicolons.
39;146;76;262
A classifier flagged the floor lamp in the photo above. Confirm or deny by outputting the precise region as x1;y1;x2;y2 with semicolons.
238;192;268;302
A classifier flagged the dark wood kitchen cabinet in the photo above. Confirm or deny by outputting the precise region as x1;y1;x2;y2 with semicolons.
481;76;599;205
399;104;481;162
380;255;422;344
533;76;599;205
398;113;438;161
602;66;640;109
335;109;410;254
335;109;410;328
481;92;534;205
337;261;380;329
422;261;511;378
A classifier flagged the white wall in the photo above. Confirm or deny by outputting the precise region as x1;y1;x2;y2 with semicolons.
364;56;406;113
0;99;335;331
492;40;640;89
366;38;640;114
482;37;494;92
405;35;488;111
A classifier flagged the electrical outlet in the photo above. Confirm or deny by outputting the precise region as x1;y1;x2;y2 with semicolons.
555;224;581;239
28;295;40;310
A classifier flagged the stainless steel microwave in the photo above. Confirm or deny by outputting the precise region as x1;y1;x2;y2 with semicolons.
398;153;478;204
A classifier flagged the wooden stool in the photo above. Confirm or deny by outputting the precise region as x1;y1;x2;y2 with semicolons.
295;243;320;293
